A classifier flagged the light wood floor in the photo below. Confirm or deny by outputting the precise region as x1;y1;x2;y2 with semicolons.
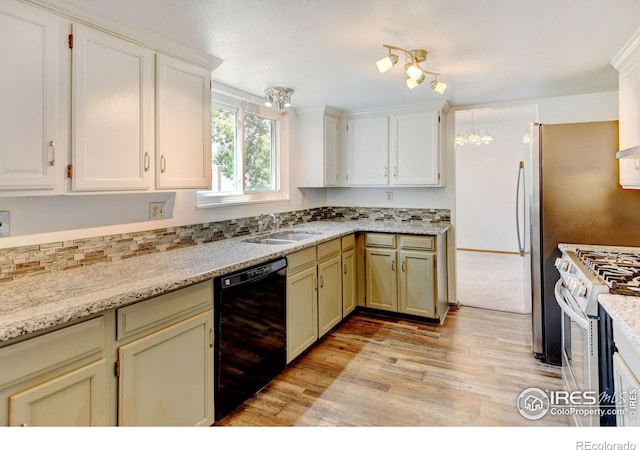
216;306;570;427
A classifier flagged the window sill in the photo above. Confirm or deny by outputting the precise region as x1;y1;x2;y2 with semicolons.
196;193;291;209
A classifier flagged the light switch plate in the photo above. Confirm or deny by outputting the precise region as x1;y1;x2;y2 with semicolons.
0;211;9;237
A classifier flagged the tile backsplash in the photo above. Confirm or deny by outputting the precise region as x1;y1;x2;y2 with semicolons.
0;206;449;282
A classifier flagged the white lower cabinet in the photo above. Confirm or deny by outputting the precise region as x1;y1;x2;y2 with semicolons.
613;323;640;427
0;317;108;426
115;280;214;426
364;233;447;320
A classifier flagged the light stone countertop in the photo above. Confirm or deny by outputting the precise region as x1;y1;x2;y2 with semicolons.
599;295;640;355
0;220;449;344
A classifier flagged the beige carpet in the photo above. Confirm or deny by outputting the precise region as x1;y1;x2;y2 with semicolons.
456;250;530;314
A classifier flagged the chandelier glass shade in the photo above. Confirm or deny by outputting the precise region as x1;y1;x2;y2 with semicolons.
264;87;294;110
376;44;447;93
455;113;494;146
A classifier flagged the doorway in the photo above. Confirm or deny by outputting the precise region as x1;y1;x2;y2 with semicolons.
454;105;537;314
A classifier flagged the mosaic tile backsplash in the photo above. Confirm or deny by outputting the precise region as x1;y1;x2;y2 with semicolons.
0;206;449;282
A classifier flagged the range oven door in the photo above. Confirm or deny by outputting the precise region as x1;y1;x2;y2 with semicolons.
554;279;599;426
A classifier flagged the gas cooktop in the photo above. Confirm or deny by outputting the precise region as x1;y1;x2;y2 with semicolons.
575;249;640;296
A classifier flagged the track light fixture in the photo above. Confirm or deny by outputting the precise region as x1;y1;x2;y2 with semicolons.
264;87;294;110
376;44;447;93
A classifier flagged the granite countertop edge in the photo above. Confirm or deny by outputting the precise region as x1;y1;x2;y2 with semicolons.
0;220;450;343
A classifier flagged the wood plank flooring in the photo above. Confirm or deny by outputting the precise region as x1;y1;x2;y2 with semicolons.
216;306;570;426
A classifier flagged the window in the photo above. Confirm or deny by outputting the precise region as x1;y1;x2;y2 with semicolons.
199;93;288;207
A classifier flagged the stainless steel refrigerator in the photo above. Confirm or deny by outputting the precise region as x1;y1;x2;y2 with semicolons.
526;121;640;365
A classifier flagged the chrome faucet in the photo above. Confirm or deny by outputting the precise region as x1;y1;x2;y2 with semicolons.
258;213;279;233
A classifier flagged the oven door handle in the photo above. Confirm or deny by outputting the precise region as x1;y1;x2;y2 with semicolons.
553;279;589;330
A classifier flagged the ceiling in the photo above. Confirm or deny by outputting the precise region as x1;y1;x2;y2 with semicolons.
61;0;640;111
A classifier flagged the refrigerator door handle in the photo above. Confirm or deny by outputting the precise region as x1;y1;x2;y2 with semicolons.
516;160;526;257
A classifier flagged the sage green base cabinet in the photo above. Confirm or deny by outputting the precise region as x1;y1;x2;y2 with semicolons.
364;232;448;321
286;247;318;363
287;236;356;363
612;322;640;427
115;280;214;426
341;234;357;317
0;317;108;426
317;239;343;337
0;280;214;427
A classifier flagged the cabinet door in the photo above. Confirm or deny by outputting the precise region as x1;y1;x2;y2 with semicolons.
318;255;343;337
71;24;154;191
156;54;212;189
619;54;640;153
347;116;389;185
118;310;214;426
286;266;318;363
390;111;440;186
0;0;66;192
613;352;640;426
9;360;107;426
324;115;339;186
342;249;357;317
365;248;397;311
398;250;437;318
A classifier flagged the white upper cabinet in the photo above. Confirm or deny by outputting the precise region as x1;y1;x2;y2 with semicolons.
0;0;67;194
156;54;212;190
345;103;446;187
390;111;441;186
71;24;155;191
347;116;389;186
296;106;342;187
612;28;640;189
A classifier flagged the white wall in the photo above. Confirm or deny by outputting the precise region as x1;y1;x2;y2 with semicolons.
455;118;531;252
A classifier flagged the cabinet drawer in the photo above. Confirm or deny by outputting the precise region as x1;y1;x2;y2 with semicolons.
341;234;355;252
365;233;396;248
399;235;435;251
0;317;104;387
614;323;640;379
287;247;316;274
317;238;341;261
117;280;212;341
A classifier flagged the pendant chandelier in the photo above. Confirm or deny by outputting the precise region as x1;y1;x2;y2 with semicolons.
264;87;294;110
455;112;494;146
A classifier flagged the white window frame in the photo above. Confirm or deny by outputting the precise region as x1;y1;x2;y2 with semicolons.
197;87;289;208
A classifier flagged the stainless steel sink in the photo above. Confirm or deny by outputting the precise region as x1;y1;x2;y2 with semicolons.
243;230;322;245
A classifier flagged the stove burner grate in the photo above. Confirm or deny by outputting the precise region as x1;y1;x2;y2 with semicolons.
575;249;640;296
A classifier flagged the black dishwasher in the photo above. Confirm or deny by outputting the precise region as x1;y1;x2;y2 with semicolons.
214;257;287;421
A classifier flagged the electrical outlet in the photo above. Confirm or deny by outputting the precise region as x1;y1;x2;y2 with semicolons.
149;202;166;220
0;211;9;237
386;192;393;202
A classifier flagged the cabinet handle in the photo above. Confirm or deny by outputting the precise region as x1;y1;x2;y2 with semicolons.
320;275;324;288
401;260;406;272
384;166;388;178
391;260;395;271
344;263;347;275
160;154;167;174
393;166;397;178
20;422;27;427
48;141;55;166
209;328;213;348
144;152;150;172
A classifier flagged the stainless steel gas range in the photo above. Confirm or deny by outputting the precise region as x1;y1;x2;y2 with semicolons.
554;244;640;426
